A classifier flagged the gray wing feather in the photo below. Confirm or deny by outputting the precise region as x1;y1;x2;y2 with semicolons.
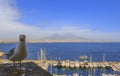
7;48;15;59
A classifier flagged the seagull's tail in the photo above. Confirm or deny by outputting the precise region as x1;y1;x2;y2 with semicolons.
4;54;9;59
4;54;8;56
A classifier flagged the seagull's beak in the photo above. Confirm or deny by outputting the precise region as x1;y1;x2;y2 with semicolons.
20;38;25;41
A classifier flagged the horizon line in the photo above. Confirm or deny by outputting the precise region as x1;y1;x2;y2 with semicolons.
0;40;120;43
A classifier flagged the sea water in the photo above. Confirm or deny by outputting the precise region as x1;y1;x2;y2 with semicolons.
0;42;120;75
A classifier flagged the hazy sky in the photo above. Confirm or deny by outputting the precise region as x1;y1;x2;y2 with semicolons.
0;0;120;42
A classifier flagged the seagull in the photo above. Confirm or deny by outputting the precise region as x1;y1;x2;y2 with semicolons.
6;34;27;73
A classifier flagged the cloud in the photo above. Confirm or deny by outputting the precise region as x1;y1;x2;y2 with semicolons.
0;0;45;41
0;0;119;42
43;33;87;40
0;0;18;21
62;26;90;32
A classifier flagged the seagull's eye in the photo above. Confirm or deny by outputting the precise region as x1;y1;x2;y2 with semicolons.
23;35;25;38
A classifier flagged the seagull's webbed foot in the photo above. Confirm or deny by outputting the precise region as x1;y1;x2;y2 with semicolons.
12;69;19;74
12;61;19;74
18;70;26;74
17;61;27;74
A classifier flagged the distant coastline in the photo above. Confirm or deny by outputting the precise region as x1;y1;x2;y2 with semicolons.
0;40;120;44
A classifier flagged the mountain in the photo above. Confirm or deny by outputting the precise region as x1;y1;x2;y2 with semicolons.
39;33;89;42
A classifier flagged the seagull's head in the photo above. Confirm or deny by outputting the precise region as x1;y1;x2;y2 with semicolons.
19;34;26;42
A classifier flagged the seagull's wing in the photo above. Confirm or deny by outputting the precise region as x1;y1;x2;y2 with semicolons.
7;48;15;59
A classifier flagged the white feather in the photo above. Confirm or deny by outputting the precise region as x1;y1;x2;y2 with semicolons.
9;35;27;61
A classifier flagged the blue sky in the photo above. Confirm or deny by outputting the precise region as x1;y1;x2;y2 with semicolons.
0;0;120;42
17;0;120;31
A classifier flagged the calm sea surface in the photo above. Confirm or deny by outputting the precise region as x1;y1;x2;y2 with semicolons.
1;42;120;61
0;42;120;75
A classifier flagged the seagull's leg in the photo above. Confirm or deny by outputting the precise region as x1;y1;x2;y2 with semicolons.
18;60;24;73
13;61;17;73
20;61;22;71
13;61;16;70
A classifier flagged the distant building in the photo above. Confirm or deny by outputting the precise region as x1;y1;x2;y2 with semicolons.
37;49;47;60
